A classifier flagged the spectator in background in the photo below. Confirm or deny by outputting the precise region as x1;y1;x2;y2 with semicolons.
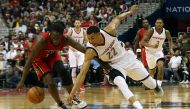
168;48;182;82
180;52;190;83
0;53;7;83
42;20;50;32
1;36;12;51
6;45;16;60
181;33;190;57
0;44;7;60
87;0;96;8
86;4;95;18
89;14;97;26
12;17;21;28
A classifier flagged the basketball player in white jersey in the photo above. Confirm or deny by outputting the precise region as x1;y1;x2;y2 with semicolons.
66;19;88;86
67;5;163;109
140;18;174;80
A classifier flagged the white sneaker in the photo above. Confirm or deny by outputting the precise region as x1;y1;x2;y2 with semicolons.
154;80;164;96
185;80;190;84
183;71;189;75
180;80;185;84
72;97;87;109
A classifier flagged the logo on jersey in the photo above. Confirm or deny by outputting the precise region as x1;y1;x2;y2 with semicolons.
102;40;115;55
152;36;165;40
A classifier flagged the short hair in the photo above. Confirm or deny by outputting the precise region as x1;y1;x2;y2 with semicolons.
173;48;180;52
49;21;65;34
87;26;100;35
156;18;164;23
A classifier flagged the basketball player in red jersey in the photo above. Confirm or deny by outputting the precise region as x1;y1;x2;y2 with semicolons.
16;21;87;109
134;19;150;69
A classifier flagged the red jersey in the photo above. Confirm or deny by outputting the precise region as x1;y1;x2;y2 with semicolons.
139;28;148;67
32;32;65;60
139;28;146;42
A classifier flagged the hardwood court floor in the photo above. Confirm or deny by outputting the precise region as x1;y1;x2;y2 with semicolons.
0;83;190;109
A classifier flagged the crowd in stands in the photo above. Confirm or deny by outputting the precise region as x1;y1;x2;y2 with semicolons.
0;0;133;88
0;0;189;88
164;33;190;83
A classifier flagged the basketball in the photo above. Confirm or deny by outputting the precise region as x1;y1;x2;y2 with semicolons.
27;86;45;104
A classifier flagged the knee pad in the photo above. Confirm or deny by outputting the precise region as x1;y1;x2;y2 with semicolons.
108;69;125;82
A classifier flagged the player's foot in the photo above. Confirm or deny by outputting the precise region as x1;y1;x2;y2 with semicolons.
58;102;68;109
133;101;143;109
154;80;164;96
72;96;87;109
179;80;185;84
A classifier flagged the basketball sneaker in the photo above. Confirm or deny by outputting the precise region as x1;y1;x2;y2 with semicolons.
154;80;164;96
72;96;87;109
58;102;68;109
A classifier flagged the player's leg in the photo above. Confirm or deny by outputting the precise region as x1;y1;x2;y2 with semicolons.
68;50;77;84
108;69;143;109
149;68;156;78
127;59;164;96
53;61;87;109
53;61;73;92
146;49;157;78
156;59;165;80
77;52;85;91
33;62;68;109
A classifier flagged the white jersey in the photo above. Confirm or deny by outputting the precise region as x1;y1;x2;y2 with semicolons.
70;28;85;45
146;27;166;52
87;30;126;63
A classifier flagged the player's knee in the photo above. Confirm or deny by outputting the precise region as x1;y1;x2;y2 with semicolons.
157;59;164;68
108;69;125;82
142;77;156;89
43;73;56;86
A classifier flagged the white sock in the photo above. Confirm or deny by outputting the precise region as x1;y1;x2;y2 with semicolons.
113;76;134;100
133;101;143;109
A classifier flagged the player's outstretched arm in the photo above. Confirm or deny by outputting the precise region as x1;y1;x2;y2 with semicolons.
67;49;97;104
104;5;138;36
17;36;46;89
65;36;86;53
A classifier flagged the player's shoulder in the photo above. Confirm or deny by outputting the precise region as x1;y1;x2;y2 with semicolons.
165;29;170;33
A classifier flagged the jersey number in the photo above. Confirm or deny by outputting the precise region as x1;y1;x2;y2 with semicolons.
107;48;118;59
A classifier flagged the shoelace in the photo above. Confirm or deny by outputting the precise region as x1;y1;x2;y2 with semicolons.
58;102;68;109
73;97;81;104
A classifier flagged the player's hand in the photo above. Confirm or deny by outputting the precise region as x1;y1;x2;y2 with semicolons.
67;94;74;105
16;81;24;91
130;5;139;13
